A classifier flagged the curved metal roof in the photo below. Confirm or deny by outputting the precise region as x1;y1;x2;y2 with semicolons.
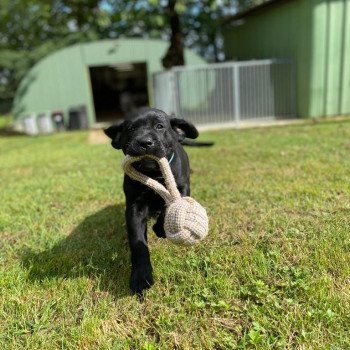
13;38;206;125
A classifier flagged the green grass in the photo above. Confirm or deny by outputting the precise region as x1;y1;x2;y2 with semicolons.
0;114;12;129
1;120;350;349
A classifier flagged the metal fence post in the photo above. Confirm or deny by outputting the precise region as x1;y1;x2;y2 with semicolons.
290;59;297;118
167;70;176;116
171;69;181;117
233;64;241;124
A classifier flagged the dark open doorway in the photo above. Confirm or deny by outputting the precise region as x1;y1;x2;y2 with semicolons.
89;62;149;123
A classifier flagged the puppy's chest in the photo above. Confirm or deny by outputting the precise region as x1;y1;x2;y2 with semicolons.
138;185;166;215
124;173;182;215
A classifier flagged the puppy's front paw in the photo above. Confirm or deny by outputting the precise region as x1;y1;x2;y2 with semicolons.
130;266;154;294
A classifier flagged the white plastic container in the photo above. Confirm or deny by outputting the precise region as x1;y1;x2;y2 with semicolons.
22;114;39;135
37;112;54;134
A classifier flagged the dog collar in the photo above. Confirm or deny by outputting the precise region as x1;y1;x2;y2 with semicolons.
168;152;175;164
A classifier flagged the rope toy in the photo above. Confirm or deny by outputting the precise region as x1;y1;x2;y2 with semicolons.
122;155;208;246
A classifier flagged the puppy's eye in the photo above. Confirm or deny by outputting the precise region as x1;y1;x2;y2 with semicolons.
155;123;164;130
127;125;135;132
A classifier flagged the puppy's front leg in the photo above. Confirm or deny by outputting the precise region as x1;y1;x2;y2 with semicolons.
125;201;154;294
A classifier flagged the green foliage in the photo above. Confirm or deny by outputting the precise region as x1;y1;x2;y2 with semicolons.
1;119;350;348
0;0;106;104
0;114;12;128
0;0;265;108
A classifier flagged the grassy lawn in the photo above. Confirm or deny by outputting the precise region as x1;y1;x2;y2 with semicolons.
1;120;350;349
0;115;12;129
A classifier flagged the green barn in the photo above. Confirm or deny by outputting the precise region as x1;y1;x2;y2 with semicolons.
13;38;205;127
224;0;350;118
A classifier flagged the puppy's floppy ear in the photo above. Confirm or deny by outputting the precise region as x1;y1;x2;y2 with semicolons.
104;121;124;149
170;117;199;141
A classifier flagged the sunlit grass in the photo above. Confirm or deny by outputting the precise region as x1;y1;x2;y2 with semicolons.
0;114;12;129
1;119;350;349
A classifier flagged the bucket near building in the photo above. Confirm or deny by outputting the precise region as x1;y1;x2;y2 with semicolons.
22;114;39;135
68;105;89;130
37;112;55;134
51;110;66;131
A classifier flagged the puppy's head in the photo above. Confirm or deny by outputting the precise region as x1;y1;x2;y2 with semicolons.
104;108;198;160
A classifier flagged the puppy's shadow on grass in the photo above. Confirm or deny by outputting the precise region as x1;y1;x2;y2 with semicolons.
21;204;131;299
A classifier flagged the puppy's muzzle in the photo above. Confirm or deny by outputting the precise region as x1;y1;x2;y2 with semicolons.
137;137;155;150
127;136;165;157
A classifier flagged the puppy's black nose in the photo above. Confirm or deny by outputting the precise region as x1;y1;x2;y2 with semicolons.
137;138;154;149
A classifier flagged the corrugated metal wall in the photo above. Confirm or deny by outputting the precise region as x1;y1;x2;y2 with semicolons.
223;0;350;118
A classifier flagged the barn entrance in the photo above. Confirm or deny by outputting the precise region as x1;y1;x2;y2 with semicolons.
89;62;149;123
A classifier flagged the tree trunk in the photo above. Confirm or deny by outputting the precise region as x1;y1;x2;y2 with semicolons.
161;0;185;69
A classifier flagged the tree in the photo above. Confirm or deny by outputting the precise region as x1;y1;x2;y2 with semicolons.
0;0;109;108
162;0;185;68
106;0;265;66
0;0;266;111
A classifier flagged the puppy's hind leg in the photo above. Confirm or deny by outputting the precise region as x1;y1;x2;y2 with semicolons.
153;212;166;238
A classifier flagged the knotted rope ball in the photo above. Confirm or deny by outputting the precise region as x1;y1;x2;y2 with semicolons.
122;155;208;246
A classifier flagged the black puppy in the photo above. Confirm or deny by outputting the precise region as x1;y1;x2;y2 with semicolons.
104;107;200;294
